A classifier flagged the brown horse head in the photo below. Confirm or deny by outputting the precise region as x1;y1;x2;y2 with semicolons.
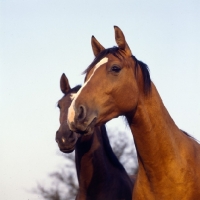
67;26;151;134
65;26;200;200
56;73;81;152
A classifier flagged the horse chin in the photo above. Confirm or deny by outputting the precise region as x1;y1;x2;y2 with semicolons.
59;146;75;153
82;126;94;136
81;117;96;135
69;117;97;135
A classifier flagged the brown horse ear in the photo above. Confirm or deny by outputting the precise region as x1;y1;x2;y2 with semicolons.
114;26;132;56
60;73;71;94
91;36;105;57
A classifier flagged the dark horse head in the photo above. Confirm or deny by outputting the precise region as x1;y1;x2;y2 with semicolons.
55;73;81;153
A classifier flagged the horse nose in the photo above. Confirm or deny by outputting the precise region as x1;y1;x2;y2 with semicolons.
56;130;76;144
56;130;65;143
77;105;86;122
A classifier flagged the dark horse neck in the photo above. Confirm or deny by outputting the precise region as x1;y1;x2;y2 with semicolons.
75;125;133;200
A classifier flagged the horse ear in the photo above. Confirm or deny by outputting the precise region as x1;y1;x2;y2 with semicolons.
114;26;132;56
60;73;71;94
91;36;105;57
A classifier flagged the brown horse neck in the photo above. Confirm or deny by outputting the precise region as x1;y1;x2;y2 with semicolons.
128;82;188;172
126;82;200;199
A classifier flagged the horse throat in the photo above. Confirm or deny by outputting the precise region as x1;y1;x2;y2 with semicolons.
75;127;113;192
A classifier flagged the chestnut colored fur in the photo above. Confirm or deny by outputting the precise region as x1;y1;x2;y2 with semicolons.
67;26;200;199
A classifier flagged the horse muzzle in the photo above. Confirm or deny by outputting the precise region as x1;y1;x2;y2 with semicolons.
67;104;97;135
55;130;78;153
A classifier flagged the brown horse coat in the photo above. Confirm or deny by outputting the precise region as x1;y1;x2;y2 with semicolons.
67;26;200;199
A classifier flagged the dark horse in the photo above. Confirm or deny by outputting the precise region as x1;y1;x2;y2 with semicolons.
56;73;134;200
67;26;200;199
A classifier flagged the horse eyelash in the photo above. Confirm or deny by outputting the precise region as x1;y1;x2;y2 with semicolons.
111;65;121;73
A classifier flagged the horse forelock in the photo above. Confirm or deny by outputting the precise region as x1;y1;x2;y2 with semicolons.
83;47;121;81
57;85;81;107
64;85;82;97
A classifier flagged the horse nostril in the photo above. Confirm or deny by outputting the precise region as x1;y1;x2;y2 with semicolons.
77;105;86;121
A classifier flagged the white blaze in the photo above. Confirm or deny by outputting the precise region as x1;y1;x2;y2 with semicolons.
67;57;108;124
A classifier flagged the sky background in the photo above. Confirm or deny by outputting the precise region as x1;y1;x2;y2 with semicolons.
1;0;200;199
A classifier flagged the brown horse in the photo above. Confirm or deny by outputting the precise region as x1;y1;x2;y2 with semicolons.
67;26;200;199
56;73;134;200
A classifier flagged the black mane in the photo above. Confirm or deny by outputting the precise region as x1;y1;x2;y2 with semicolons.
181;129;199;143
64;85;81;96
100;125;126;171
83;46;151;95
132;56;151;95
57;85;81;108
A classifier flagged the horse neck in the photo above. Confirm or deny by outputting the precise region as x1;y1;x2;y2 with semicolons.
75;126;123;191
75;127;133;200
128;82;187;174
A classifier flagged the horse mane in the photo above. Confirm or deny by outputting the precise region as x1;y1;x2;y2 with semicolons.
181;129;199;143
132;56;151;95
65;85;82;96
100;125;126;171
83;46;151;95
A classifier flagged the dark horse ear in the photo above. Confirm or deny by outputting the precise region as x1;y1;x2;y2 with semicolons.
114;26;132;56
91;36;105;57
60;73;71;94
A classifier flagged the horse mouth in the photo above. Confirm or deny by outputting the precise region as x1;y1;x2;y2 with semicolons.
68;116;97;135
78;117;97;135
60;147;75;153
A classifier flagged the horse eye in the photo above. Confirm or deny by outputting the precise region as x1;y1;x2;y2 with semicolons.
111;65;121;73
57;104;61;109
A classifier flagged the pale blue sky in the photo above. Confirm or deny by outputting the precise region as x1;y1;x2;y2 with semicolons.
1;0;200;199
